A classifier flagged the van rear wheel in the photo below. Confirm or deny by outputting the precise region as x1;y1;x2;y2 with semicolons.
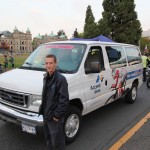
147;79;150;88
125;83;137;104
64;106;81;143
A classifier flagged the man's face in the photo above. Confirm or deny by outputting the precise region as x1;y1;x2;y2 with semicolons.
45;57;56;74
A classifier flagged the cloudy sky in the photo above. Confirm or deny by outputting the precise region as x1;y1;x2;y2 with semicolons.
0;0;150;38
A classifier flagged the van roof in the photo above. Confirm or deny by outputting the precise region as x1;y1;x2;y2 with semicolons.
43;40;136;47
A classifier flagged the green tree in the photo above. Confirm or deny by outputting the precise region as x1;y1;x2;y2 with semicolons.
57;30;66;36
97;18;111;37
100;0;142;45
78;32;83;38
140;37;150;54
83;5;98;38
0;41;10;50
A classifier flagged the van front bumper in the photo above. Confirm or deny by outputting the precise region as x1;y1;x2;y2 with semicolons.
0;102;43;127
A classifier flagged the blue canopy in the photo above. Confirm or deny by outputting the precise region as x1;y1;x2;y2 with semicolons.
70;35;114;42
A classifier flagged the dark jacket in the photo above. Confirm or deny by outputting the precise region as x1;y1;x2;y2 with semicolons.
39;70;69;120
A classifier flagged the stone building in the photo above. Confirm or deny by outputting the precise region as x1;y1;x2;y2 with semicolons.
32;31;67;50
142;29;150;39
0;26;32;54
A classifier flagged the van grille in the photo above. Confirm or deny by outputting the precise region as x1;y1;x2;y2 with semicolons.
0;88;29;107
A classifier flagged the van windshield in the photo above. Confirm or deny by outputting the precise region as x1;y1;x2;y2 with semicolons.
21;43;86;73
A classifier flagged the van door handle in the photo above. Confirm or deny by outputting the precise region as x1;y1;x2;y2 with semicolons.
105;80;107;86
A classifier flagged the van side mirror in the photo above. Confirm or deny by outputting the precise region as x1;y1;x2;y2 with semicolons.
85;62;101;74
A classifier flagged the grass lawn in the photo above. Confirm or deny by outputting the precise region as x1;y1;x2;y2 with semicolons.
0;54;29;69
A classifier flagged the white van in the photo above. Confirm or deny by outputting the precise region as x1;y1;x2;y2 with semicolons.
0;41;143;143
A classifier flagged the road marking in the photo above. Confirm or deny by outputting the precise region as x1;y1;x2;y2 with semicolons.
109;112;150;150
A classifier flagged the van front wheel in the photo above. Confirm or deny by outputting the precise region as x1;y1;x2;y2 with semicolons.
125;84;137;104
64;106;81;143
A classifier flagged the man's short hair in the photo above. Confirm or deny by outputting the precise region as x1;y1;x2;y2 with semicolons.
45;54;57;63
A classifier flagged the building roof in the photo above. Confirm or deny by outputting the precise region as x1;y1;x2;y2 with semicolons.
36;33;43;39
49;31;57;37
26;27;31;33
14;26;18;32
0;30;12;38
59;34;66;39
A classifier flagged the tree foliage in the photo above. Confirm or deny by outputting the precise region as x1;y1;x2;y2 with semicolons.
0;41;10;50
83;5;98;38
99;0;142;45
78;32;83;38
140;37;150;54
97;19;111;37
57;30;66;36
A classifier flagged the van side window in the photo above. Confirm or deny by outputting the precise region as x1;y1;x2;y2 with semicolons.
84;46;104;71
106;46;127;69
125;47;142;65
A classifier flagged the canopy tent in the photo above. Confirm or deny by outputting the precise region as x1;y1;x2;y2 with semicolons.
70;35;114;42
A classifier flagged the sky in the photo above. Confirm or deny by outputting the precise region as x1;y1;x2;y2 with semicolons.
0;0;150;38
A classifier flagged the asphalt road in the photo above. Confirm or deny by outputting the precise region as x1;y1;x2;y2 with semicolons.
0;82;150;150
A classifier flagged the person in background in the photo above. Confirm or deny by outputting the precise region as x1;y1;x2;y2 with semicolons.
9;55;14;68
142;53;150;82
39;54;69;150
4;54;8;71
0;64;3;74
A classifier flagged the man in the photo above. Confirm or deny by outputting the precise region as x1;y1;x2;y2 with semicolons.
142;54;150;82
39;54;69;150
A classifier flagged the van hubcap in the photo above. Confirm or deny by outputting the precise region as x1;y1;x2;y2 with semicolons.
65;114;79;138
132;87;137;100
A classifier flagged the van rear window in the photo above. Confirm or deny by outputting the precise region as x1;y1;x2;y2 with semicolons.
106;46;127;69
125;47;142;65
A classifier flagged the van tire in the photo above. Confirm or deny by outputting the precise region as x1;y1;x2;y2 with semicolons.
64;106;82;143
147;79;150;88
125;83;137;104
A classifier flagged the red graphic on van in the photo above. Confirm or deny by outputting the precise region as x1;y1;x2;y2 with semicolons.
111;68;127;97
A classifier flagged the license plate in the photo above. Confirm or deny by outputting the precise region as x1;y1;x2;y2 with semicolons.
22;123;36;135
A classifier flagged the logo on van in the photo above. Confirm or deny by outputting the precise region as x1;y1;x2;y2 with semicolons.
127;69;143;80
96;75;104;83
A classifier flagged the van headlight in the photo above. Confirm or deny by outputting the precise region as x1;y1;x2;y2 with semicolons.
30;95;42;106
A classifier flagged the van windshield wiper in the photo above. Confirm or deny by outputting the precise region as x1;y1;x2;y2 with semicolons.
25;62;33;67
19;62;33;69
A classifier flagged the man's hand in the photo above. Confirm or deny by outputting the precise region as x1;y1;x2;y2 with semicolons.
53;116;59;122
